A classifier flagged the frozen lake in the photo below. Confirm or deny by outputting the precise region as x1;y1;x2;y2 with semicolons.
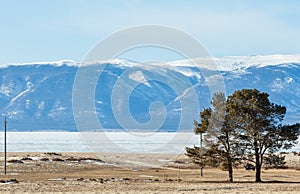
0;132;299;153
0;132;200;154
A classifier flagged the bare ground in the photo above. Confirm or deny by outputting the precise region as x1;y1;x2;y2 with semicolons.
0;152;299;193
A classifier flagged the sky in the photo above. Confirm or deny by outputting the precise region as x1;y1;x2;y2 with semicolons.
1;0;300;64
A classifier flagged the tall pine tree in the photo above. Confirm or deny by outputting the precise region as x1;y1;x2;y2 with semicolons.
186;89;300;182
186;92;242;182
227;89;300;182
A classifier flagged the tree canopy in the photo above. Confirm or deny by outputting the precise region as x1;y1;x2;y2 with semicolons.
186;89;300;182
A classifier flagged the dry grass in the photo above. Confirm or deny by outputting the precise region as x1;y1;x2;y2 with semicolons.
0;152;299;193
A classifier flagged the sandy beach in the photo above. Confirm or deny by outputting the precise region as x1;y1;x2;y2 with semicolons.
0;152;299;193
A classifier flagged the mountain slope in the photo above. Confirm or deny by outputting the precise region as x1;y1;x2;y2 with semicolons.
0;55;299;131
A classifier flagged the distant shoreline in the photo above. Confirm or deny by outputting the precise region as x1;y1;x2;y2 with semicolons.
3;130;195;133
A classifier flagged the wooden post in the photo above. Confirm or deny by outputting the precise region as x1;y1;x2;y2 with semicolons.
177;163;180;182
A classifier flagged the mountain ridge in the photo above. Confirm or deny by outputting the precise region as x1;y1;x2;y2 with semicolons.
2;54;300;70
0;54;299;131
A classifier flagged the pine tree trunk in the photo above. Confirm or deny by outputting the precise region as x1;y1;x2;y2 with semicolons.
255;163;262;182
254;139;262;182
228;159;233;182
225;131;233;182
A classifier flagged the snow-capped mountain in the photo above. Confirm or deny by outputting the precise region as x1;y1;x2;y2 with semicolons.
0;54;299;131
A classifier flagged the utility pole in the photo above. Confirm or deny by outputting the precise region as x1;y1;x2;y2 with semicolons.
200;131;203;177
4;117;7;175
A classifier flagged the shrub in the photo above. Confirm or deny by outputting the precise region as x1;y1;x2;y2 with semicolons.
264;154;287;169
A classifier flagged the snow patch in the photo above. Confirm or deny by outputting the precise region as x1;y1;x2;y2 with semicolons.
10;89;30;103
26;99;30;109
7;110;24;119
172;108;182;111
1;60;77;68
285;77;293;83
128;71;151;87
174;83;201;102
48;100;66;119
174;67;201;80
38;101;45;110
271;78;284;92
0;85;11;96
167;54;300;71
2;54;300;72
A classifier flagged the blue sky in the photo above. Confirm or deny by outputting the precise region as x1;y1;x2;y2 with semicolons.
1;0;300;64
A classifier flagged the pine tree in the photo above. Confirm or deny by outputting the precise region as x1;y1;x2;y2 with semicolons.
186;89;300;183
226;89;300;182
186;92;241;182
